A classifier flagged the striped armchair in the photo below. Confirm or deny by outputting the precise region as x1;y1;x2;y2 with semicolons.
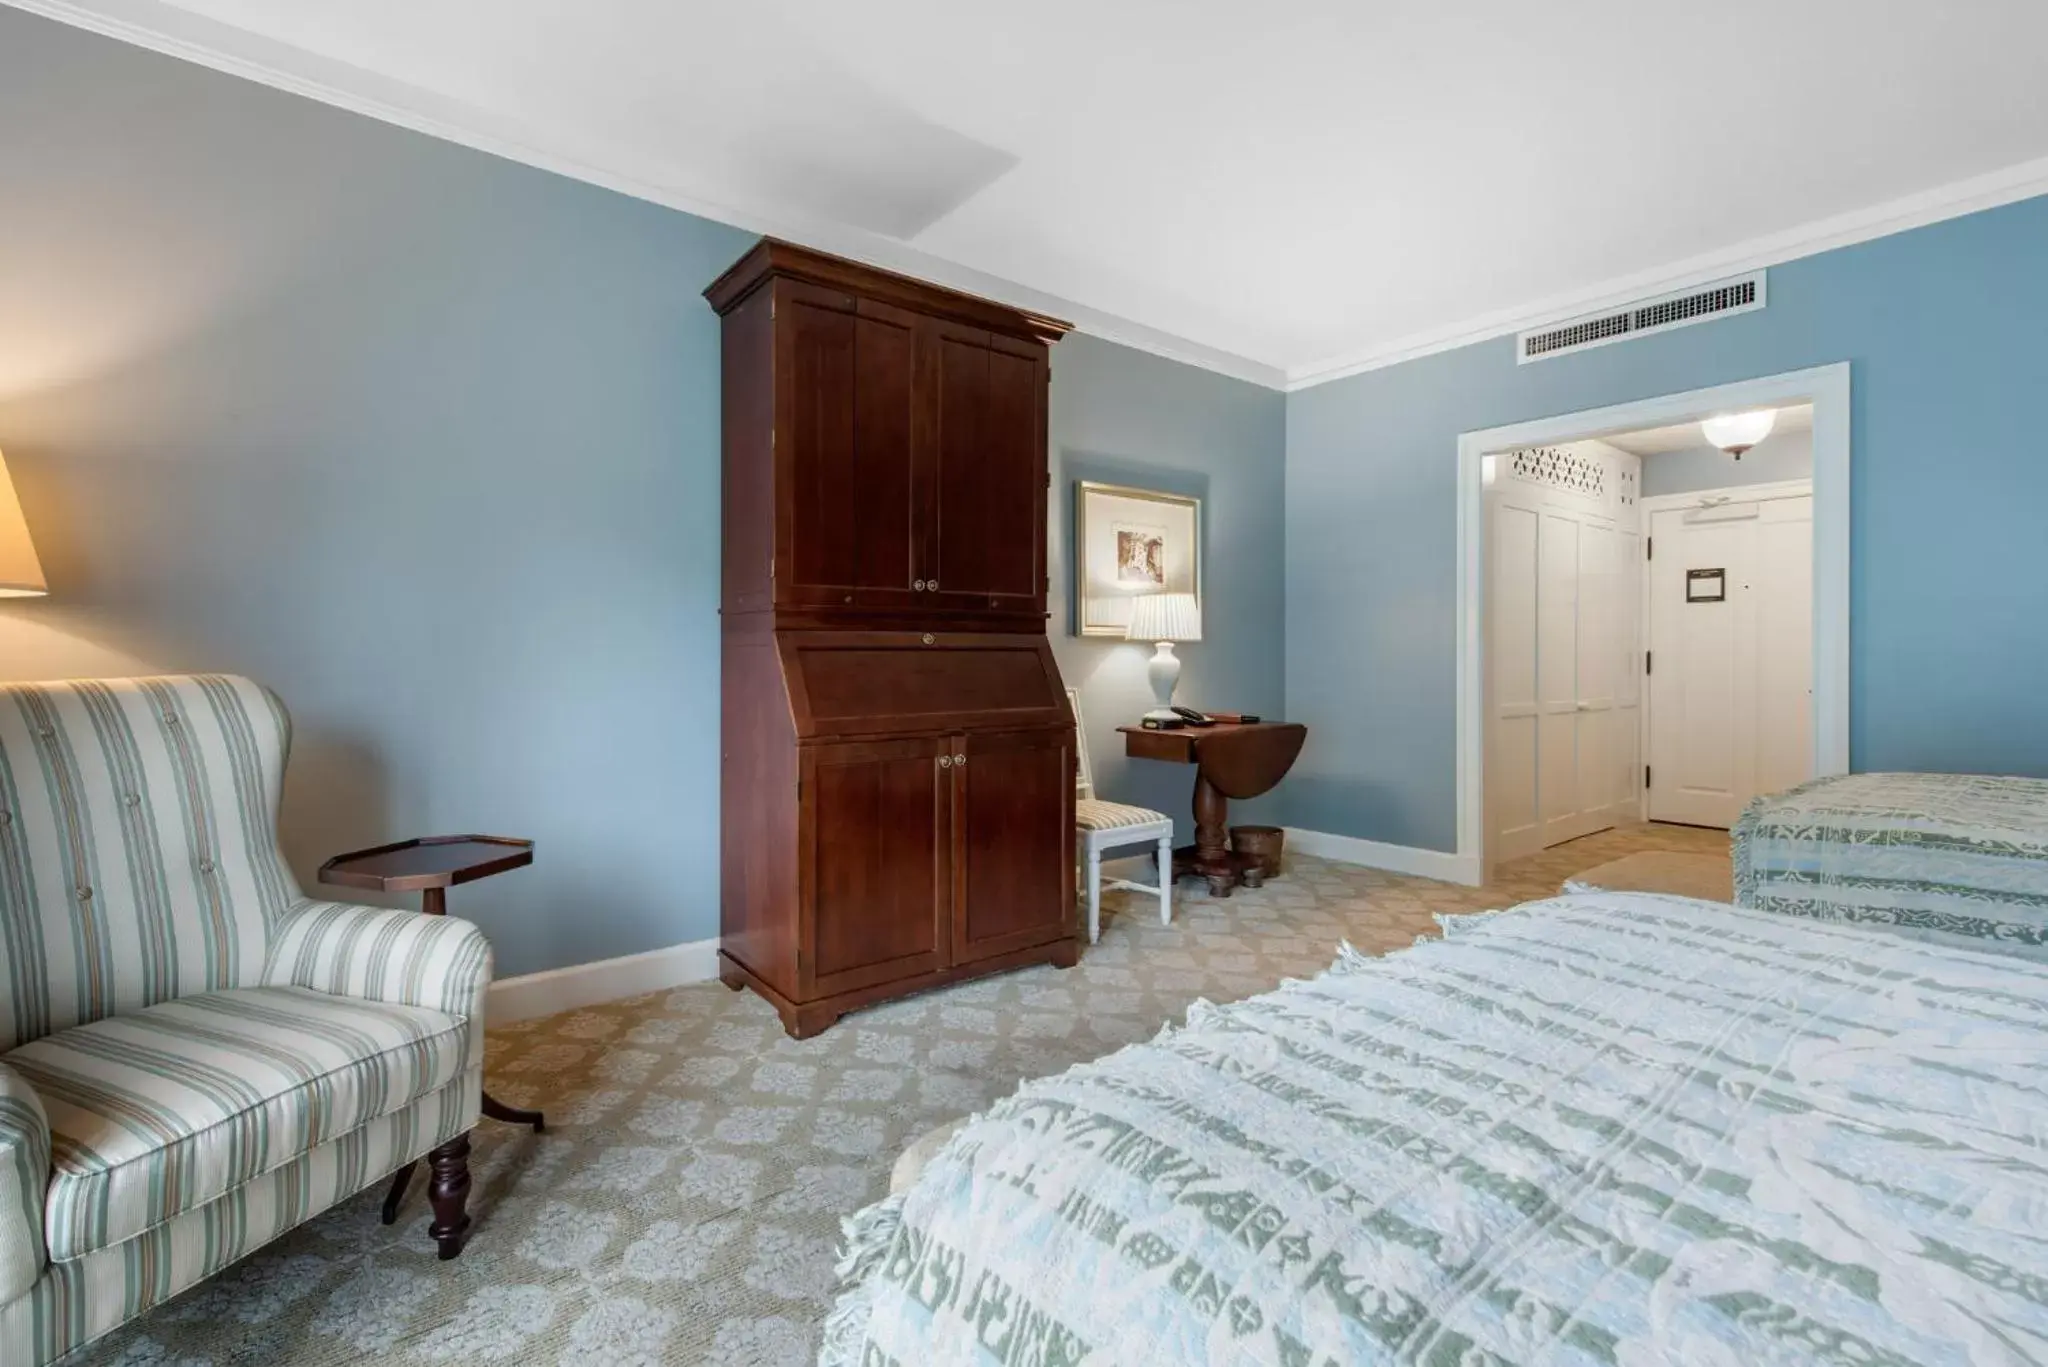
0;675;491;1367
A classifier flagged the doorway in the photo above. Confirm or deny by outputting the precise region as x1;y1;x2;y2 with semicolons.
1456;365;1849;880
1641;476;1812;827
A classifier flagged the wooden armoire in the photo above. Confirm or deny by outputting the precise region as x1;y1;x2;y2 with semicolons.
707;240;1078;1038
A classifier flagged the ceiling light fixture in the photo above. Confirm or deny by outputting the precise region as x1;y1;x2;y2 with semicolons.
1701;408;1776;459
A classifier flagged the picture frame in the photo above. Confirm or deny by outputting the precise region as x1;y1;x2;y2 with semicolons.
1074;481;1202;637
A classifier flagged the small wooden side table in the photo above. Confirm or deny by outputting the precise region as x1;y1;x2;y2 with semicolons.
1120;722;1307;896
319;834;543;1225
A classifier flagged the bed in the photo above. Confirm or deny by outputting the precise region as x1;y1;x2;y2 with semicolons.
1734;771;2048;960
825;890;2048;1366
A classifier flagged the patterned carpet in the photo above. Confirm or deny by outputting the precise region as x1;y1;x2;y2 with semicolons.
69;822;1727;1367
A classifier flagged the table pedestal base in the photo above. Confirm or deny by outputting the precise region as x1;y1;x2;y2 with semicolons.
1173;771;1268;897
1171;845;1266;897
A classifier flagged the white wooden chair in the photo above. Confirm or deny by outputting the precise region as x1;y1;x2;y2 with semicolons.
1069;687;1176;943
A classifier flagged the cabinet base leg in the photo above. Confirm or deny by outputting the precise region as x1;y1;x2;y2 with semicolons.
718;943;1079;1038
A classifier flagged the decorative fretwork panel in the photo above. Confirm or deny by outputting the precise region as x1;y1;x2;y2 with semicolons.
1508;446;1606;497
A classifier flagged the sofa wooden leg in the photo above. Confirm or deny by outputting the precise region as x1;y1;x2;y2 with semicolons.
427;1133;473;1260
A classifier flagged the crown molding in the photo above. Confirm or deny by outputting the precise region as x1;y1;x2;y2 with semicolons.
11;0;2048;399
1283;154;2048;392
3;0;1289;390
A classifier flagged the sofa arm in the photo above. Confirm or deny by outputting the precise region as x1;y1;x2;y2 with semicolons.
0;1064;49;1308
263;899;494;1060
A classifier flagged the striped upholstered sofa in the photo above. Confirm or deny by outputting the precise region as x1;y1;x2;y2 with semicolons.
0;675;491;1366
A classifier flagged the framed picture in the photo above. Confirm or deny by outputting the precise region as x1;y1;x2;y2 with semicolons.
1074;481;1201;637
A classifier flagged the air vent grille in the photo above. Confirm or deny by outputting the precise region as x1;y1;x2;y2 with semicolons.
1517;271;1766;363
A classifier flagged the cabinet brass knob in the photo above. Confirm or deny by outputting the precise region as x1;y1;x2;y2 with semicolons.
927;580;939;592
914;579;926;591
938;755;954;769
921;633;935;645
954;754;967;768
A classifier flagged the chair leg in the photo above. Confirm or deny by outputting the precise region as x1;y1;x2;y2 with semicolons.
1087;842;1103;943
1158;834;1174;926
427;1133;473;1261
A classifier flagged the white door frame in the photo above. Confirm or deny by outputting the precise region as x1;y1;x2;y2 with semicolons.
1638;477;1816;825
1457;363;1850;879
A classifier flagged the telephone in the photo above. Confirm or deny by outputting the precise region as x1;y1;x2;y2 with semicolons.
1141;706;1263;730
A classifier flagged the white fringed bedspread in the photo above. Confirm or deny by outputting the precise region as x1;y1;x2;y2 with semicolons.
825;891;2048;1366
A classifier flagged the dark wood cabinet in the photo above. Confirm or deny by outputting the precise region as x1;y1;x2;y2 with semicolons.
708;241;1076;1038
801;737;949;998
953;728;1073;964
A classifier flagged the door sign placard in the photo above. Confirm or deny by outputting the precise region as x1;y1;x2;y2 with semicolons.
1686;568;1726;602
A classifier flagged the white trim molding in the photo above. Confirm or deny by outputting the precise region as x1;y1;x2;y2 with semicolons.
1456;363;1851;878
1286;158;2048;391
5;0;1286;391
14;0;2048;394
488;937;720;1027
1286;828;1483;887
1635;478;1815;515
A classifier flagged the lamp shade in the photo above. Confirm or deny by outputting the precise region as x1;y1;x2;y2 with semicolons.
0;448;47;598
1125;591;1201;643
1701;409;1776;455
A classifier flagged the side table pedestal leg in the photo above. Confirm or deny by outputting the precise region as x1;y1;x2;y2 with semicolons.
381;1161;416;1224
482;1091;546;1133
422;886;547;1135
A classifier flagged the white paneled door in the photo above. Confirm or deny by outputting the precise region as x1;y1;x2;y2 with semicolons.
1489;443;1641;862
1646;486;1813;827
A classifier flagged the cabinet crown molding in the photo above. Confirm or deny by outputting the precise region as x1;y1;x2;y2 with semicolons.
705;238;1073;347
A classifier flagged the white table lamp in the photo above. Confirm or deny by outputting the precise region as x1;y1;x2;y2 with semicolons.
1126;592;1201;723
0;448;47;598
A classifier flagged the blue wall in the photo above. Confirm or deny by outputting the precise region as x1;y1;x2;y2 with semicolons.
1286;192;2048;852
1640;429;1812;498
1050;336;1287;838
0;9;1277;974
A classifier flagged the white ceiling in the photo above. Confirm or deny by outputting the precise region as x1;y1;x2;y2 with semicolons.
1605;404;1813;458
19;0;2048;388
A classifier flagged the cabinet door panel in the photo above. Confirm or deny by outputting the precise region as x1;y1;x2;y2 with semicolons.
951;729;1073;963
779;284;919;609
802;738;949;995
926;325;1047;614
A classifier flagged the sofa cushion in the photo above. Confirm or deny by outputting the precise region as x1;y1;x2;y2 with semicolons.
6;985;471;1259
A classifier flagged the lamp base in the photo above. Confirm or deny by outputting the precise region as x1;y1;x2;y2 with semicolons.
1140;707;1184;726
1144;641;1182;721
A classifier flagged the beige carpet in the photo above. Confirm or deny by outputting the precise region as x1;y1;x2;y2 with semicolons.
1569;849;1733;902
68;822;1726;1367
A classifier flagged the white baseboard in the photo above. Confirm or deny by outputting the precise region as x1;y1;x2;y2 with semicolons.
488;937;721;1026
1285;828;1483;887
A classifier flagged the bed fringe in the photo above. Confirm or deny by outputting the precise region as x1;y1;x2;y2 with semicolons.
1331;940;1375;974
1431;909;1507;940
820;1191;908;1367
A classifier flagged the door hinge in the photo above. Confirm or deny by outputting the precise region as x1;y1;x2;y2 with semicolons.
1644;650;1652;676
1646;536;1653;560
1644;765;1652;789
